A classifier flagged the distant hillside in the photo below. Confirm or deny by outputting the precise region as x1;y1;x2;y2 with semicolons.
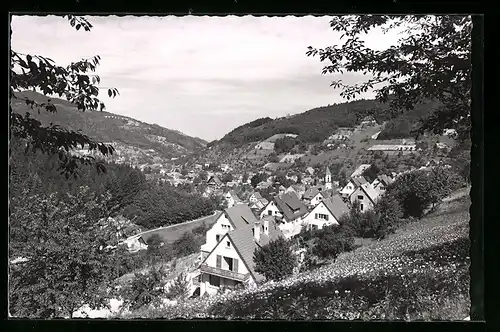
11;91;207;164
188;98;443;170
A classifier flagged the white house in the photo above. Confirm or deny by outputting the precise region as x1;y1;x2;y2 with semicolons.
371;174;394;195
349;183;380;212
224;190;243;208
303;195;350;231
200;206;257;260
302;186;321;206
306;167;315;176
339;176;368;199
199;218;283;296
259;200;282;219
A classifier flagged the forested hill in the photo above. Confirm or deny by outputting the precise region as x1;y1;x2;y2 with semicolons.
11;90;207;162
209;98;440;148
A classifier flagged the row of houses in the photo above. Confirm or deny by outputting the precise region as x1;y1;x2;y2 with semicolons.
194;165;397;296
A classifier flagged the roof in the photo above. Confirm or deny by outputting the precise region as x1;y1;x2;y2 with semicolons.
291;184;305;192
351;176;368;187
252;192;263;200
274;192;308;222
226;219;283;282
229;190;242;202
323;195;350;220
207;175;222;185
224;204;259;229
377;174;393;186
325;166;331;176
321;188;336;199
303;186;320;200
357;183;380;204
351;164;371;178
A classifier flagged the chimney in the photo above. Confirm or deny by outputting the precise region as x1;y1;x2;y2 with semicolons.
253;221;261;242
263;219;269;236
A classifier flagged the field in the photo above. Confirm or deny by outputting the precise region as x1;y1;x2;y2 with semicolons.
139;212;221;244
119;193;471;320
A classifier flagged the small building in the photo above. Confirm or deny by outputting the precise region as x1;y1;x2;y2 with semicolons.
349;183;380;212
303;195;350;231
339;176;368;199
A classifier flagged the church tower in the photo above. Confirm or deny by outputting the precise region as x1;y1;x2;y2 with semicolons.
325;165;332;190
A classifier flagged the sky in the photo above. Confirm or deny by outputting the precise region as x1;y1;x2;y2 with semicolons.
11;15;403;142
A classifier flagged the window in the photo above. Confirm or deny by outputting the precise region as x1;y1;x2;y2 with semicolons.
357;195;364;200
226;241;231;248
268;210;272;216
360;203;364;211
316;213;329;221
216;235;221;242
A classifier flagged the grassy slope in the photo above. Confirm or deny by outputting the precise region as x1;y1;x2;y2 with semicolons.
121;192;470;319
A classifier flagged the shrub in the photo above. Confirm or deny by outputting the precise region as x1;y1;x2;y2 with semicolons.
253;237;297;281
121;266;166;310
165;272;190;301
312;224;355;260
173;232;201;257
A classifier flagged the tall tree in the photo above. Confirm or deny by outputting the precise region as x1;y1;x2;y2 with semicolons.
307;15;471;141
9;186;120;318
10;15;119;177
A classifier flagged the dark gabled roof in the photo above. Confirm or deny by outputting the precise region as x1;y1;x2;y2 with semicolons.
274;192;308;222
226;219;283;282
321;189;336;199
207;175;222;185
323;195;350;220
351;176;368;187
225;204;258;229
303;186;320;200
377;174;393;186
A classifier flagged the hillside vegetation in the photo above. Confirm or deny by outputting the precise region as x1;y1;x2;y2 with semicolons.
11;91;207;162
193;98;441;168
119;195;470;320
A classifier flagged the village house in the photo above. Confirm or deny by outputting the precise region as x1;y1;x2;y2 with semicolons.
256;181;271;189
207;175;223;187
305;167;315;176
303;195;350;231
249;192;264;203
278;185;287;196
287;183;306;199
371;174;394;195
199;213;283;296
200;206;256;260
349;183;380;212
224;190;243;208
339;176;368;199
272;192;309;224
302;186;323;207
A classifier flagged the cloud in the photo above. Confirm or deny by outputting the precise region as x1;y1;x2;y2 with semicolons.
11;15;401;141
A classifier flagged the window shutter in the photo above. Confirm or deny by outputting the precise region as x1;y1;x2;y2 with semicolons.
233;258;239;272
216;255;222;268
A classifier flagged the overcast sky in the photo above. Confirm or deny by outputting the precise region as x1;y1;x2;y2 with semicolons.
11;15;402;141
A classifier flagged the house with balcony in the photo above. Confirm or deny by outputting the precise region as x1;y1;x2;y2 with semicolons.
303;195;350;231
199;218;283;296
200;204;259;261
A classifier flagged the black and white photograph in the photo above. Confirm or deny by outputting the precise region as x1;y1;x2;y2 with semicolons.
9;14;475;320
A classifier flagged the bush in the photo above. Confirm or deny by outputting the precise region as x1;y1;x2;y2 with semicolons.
173;232;201;257
165;272;190;301
312;224;355;260
121;266;166;310
253;237;297;281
